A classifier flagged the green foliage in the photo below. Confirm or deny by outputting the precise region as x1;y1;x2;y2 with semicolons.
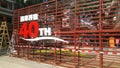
33;49;96;58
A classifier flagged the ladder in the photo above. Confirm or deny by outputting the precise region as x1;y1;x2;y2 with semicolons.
0;21;11;50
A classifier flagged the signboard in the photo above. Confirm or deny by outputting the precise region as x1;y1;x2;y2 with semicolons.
19;13;68;43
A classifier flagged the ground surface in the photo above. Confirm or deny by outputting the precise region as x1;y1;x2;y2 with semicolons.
0;56;65;68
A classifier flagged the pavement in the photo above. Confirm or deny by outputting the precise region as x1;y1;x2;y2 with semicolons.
0;56;65;68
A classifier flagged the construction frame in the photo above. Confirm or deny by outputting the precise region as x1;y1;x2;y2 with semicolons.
13;0;120;68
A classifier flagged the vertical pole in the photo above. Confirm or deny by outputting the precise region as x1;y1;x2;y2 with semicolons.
17;10;20;57
27;7;31;59
39;46;41;62
59;47;61;62
54;42;57;64
74;0;77;67
39;4;42;62
22;44;24;57
33;45;34;60
54;0;58;64
99;0;103;68
27;43;30;59
77;43;80;68
45;44;47;60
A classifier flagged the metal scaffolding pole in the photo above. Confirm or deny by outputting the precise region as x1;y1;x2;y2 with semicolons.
74;0;77;67
99;0;103;68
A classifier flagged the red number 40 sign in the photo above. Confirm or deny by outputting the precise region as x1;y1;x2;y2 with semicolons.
19;21;39;38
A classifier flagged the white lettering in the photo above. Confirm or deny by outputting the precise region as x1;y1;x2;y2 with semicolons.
28;14;33;21
20;14;38;22
44;28;51;36
24;15;28;21
33;14;38;20
39;28;44;36
39;28;52;36
20;16;24;22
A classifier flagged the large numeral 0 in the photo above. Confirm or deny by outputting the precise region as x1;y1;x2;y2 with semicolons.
19;21;39;38
29;21;39;38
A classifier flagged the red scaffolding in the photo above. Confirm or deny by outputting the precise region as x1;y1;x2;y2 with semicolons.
13;0;120;68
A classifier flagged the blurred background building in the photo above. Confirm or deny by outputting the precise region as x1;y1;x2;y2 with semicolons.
0;0;46;37
0;0;47;22
0;0;15;22
0;0;16;37
15;0;47;9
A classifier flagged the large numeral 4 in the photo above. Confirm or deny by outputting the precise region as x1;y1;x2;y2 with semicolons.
19;22;28;38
